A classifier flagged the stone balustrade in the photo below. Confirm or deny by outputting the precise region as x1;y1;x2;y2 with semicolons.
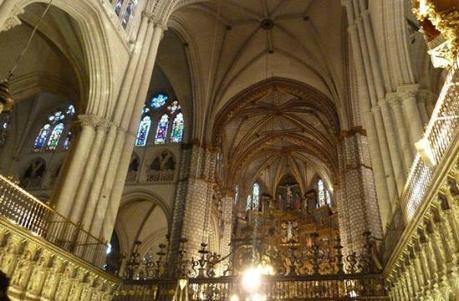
0;217;119;300
385;154;459;300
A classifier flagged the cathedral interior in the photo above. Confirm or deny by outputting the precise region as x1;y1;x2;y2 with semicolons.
0;0;457;300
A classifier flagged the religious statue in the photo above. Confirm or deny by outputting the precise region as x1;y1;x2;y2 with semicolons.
286;185;293;209
277;194;283;210
281;220;298;243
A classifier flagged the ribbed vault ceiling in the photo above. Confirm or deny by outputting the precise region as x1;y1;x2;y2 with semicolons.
172;0;347;129
213;78;339;193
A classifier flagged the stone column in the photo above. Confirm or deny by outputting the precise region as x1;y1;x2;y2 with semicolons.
167;145;218;267
70;119;109;224
372;106;397;204
55;115;98;217
387;93;413;172
97;23;165;241
342;0;393;229
337;129;383;254
219;194;233;259
379;99;405;193
398;85;425;152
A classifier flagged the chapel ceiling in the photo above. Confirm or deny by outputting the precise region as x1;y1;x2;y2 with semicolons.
213;78;339;193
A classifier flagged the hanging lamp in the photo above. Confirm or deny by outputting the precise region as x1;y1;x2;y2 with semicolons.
0;0;53;114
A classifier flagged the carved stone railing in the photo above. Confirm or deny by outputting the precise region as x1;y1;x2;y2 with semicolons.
384;156;459;300
0;174;108;265
0;217;119;300
115;274;388;300
146;170;175;183
383;58;459;261
403;61;459;221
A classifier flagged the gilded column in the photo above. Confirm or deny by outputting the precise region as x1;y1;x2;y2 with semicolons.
412;245;426;293
431;221;447;280
424;227;440;284
418;239;432;288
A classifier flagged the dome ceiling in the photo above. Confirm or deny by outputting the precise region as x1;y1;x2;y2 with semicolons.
172;0;347;128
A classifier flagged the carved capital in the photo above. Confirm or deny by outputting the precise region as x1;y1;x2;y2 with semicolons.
1;6;24;32
78;115;101;128
386;92;401;105
397;84;420;99
96;118;111;130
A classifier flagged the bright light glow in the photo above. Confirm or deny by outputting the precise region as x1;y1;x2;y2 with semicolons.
241;263;274;293
250;293;267;301
415;138;436;167
106;243;112;255
241;266;262;292
230;294;239;301
349;290;358;297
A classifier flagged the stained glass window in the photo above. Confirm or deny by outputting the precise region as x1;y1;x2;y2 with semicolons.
326;190;332;207
167;100;181;114
246;195;252;210
246;183;260;210
150;94;168;109
234;186;239;204
154;114;169;144
67;105;76;116
63;131;72;150
34;105;75;151
135;115;152;146
0;114;9;145
171;113;184;143
317;179;325;207
122;0;137;28
317;179;332;207
47;123;64;151
114;0;124;15
252;183;260;209
33;124;51;151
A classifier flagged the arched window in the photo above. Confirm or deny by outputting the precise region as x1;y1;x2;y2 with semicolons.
154;114;169;144
147;151;176;182
135;115;152;146
33;124;51;151
63;131;72;150
0;114;9;146
46;123;64;151
316;179;332;207
21;158;46;189
122;0;137;29
246;182;261;210
126;154;140;183
114;0;124;16
150;93;168;109
134;94;185;146
33;105;76;152
171;113;184;143
234;186;239;204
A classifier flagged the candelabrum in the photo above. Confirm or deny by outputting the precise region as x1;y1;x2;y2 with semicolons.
124;240;142;280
